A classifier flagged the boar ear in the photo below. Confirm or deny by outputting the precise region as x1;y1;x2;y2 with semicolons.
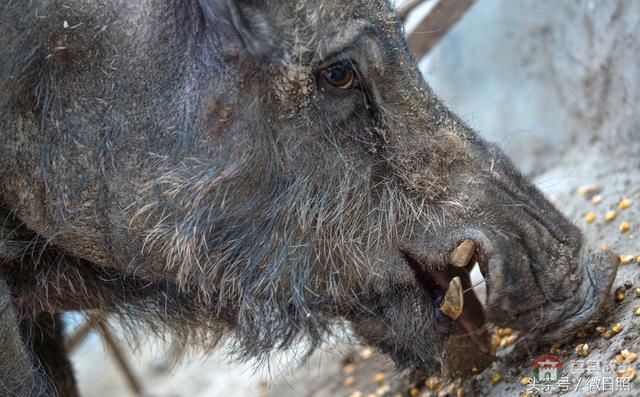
198;0;273;57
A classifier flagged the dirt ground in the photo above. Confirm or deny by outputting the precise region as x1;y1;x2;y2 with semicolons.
70;1;640;396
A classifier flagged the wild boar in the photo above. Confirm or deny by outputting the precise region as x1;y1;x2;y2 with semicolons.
0;0;618;395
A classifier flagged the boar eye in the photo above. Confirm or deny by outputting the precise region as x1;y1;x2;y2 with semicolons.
318;63;360;94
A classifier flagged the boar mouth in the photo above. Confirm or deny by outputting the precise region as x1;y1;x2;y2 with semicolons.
403;239;494;355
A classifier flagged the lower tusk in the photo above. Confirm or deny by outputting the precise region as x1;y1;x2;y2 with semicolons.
440;276;464;320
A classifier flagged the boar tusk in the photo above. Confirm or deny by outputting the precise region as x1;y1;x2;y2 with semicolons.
450;240;475;268
440;276;464;320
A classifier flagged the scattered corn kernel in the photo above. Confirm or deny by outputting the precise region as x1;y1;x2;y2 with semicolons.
576;343;590;357
360;347;374;359
424;377;440;390
373;373;385;384
611;323;624;334
520;377;531;386
409;387;420;397
595;325;607;334
497;327;513;337
619;198;632;210
584;212;597;223
603;330;614;339
636;255;640;263
606;210;618;221
471;367;478;374
617;367;636;380
343;363;357;375
503;334;518;346
591;194;603;205
620;222;631;233
375;384;390;396
633;305;640;315
615;286;626;302
613;354;625;365
344;376;355;387
620;255;635;265
579;184;601;198
490;373;502;384
621;349;638;363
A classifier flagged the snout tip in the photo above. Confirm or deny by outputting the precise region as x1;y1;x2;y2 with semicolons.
583;249;619;293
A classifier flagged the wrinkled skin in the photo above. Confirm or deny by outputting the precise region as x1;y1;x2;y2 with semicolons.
0;0;617;394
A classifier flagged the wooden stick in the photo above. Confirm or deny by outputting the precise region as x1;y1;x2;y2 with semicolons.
406;0;477;60
96;322;143;396
397;0;424;21
65;313;104;352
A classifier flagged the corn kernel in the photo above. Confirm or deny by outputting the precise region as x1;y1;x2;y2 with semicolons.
409;388;420;397
613;354;625;365
360;347;373;359
520;377;531;386
373;373;385;384
619;198;632;210
620;255;635;264
584;212;597;223
503;335;517;346
576;343;590;357
595;325;607;333
611;323;624;334
497;327;513;337
617;367;636;380
578;184;601;198
620;222;631;233
343;363;357;375
375;384;390;396
490;373;501;384
606;210;618;221
591;194;603;205
634;305;640;315
424;377;440;390
344;376;355;387
621;349;637;363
